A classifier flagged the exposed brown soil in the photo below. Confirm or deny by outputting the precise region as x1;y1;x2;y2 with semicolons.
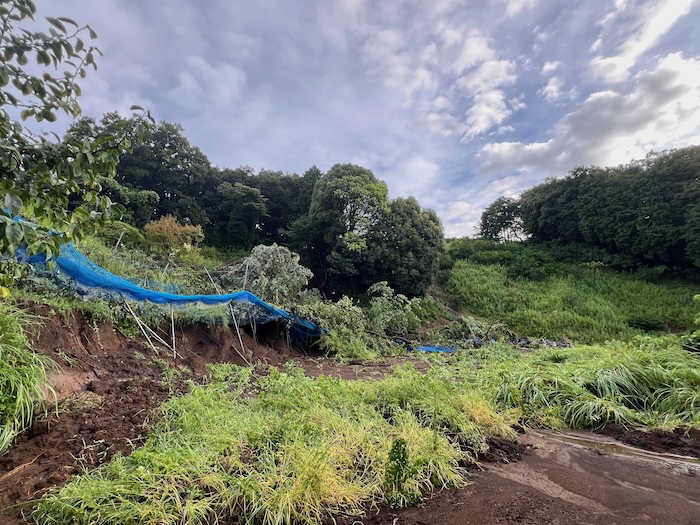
1;306;699;525
596;424;700;458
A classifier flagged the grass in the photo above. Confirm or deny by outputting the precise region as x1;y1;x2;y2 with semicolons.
446;338;700;430
445;260;697;342
33;363;516;525
0;301;56;453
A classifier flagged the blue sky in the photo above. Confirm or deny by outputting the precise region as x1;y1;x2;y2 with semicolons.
35;0;700;236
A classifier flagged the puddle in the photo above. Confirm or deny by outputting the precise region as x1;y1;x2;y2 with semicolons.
534;430;700;468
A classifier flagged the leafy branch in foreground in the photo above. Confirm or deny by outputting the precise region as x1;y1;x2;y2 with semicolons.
0;0;151;286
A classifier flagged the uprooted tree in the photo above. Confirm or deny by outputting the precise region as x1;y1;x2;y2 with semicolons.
0;0;148;286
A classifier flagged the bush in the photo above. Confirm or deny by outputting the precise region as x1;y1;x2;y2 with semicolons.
219;244;313;305
93;221;147;250
144;215;205;264
366;282;420;336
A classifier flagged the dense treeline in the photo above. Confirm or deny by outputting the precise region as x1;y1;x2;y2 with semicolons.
479;147;700;271
72;114;443;296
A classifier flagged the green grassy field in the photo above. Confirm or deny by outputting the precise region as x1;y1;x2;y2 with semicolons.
444;260;697;342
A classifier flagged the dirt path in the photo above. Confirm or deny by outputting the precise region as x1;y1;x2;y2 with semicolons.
1;308;699;524
349;432;700;525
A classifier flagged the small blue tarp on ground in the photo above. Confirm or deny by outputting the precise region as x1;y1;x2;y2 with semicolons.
416;345;456;353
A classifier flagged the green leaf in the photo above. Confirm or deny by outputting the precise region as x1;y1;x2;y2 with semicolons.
40;108;57;122
57;17;78;28
37;49;50;65
46;17;67;33
4;194;23;216
5;222;23;245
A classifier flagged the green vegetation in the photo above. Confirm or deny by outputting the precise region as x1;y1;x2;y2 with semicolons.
31;330;700;524
1;5;699;525
33;363;515;525
479;147;700;273
0;0;151;286
451;337;700;429
0;301;55;452
440;240;697;343
67;115;444;298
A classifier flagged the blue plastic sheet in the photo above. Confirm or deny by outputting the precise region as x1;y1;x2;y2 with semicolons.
416;345;456;353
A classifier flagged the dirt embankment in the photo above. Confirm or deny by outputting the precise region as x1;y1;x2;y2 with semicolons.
1;306;699;525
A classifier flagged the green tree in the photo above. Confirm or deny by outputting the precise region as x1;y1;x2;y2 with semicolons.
219;182;268;250
85;115;215;226
0;1;147;285
289;163;389;292
254;169;304;244
364;197;444;296
478;196;524;242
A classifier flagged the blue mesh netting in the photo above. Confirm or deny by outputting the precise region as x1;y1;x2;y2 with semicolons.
21;242;323;339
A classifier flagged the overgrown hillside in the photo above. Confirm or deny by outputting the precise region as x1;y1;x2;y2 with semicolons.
438;239;698;343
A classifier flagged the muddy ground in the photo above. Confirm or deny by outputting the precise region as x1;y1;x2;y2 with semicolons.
1;306;699;524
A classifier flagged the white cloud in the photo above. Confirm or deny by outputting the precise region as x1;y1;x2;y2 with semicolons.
481;53;700;178
541;61;561;75
590;0;695;82
457;59;516;94
452;35;495;75
540;76;564;101
505;0;539;17
464;90;512;138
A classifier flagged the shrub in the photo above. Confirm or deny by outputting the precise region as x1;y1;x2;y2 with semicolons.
366;282;420;336
219;244;313;305
144;215;205;264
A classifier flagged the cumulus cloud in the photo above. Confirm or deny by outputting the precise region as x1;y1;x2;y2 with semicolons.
481;52;700;177
464;91;512;138
452;35;495;74
540;76;564;101
457;59;516;94
504;0;539;17
541;61;561;75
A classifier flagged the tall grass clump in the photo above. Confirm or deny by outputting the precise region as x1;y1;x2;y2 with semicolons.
458;338;700;429
34;364;515;525
0;301;55;452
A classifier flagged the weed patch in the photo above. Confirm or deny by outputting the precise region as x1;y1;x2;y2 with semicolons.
0;302;55;452
34;364;515;525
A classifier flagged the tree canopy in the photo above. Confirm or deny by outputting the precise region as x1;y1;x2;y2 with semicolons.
289;164;443;296
479;146;700;271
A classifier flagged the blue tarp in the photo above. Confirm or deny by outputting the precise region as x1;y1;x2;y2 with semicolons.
416;345;456;353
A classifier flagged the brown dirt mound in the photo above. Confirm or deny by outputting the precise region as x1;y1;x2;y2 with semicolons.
597;424;700;458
